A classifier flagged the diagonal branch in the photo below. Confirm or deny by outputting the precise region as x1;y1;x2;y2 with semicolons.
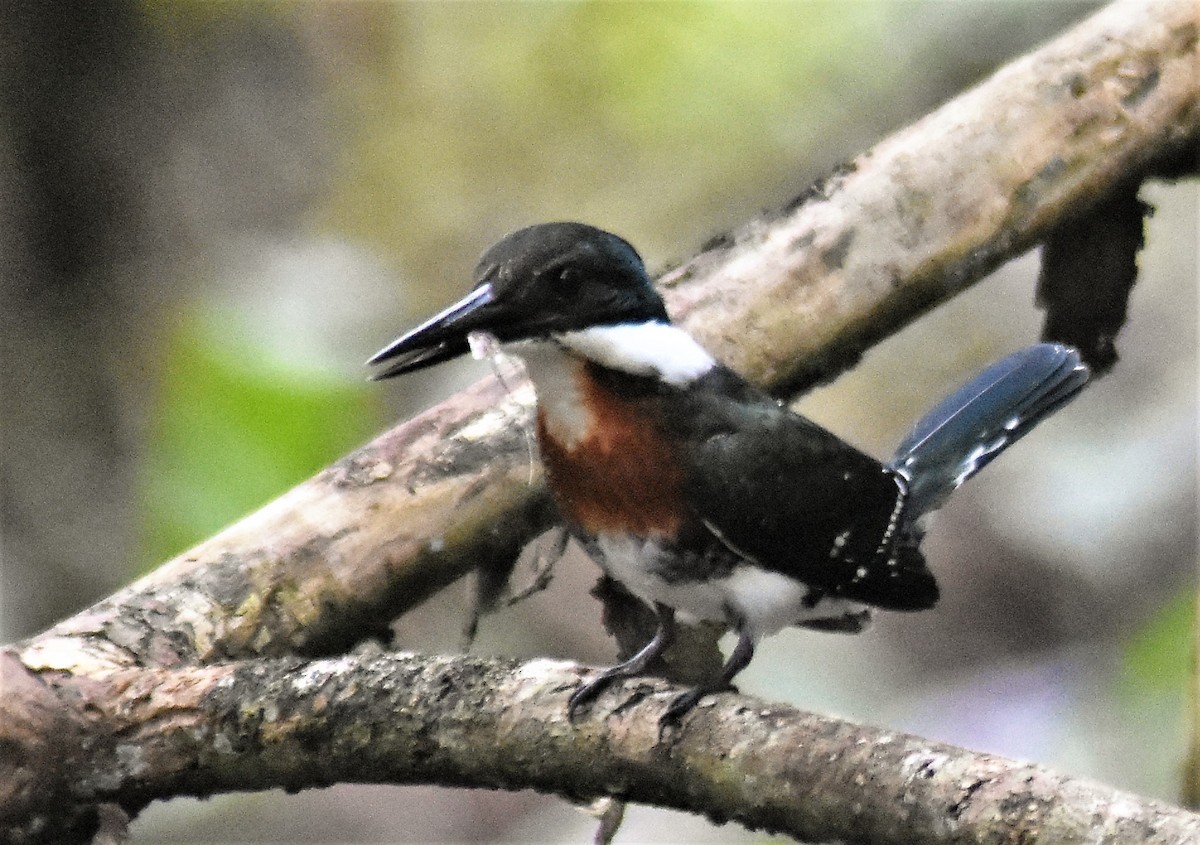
19;377;553;671
661;0;1198;393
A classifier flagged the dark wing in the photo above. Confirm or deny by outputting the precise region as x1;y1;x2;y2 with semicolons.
660;367;938;611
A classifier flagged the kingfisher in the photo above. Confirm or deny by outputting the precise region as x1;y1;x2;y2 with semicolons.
369;222;1089;724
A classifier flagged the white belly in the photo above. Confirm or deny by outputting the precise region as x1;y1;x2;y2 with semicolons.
592;533;867;640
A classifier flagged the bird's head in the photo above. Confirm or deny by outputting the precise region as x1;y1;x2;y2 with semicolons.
368;222;668;379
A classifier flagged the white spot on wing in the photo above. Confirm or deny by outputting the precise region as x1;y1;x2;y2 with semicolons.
829;529;851;558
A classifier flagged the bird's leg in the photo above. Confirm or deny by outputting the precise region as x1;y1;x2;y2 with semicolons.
660;625;755;731
568;603;676;720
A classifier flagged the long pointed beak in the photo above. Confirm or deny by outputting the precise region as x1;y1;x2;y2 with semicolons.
367;284;497;379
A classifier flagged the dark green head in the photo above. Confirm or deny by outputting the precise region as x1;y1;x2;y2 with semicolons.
368;222;667;379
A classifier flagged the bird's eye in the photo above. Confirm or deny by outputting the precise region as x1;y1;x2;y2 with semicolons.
533;261;580;297
554;266;591;305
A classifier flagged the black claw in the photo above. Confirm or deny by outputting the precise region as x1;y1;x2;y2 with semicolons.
666;689;704;720
656;677;744;739
567;674;614;721
657;689;705;740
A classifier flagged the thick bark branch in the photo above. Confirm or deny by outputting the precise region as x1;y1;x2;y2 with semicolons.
662;0;1197;394
4;0;1198;841
20;378;553;672
7;649;1200;845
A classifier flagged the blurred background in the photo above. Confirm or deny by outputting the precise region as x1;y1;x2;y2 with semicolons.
1;1;1194;842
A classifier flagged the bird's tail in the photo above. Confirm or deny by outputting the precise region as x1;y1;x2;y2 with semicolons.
890;343;1089;518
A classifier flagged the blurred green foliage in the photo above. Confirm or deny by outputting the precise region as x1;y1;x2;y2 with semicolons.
139;312;381;569
1121;588;1194;697
317;2;895;300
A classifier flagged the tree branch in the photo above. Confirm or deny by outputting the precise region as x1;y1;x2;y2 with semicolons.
4;0;1198;841
7;649;1200;845
19;378;553;672
662;0;1197;394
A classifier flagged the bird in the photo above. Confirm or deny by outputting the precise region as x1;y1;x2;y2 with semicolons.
368;221;1090;725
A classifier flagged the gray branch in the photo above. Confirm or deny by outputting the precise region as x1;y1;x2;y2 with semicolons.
6;650;1200;844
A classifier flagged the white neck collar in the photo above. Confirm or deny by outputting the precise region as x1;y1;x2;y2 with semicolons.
554;322;716;386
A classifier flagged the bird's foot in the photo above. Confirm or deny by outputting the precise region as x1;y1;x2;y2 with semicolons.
661;688;704;726
567;671;620;722
656;682;737;739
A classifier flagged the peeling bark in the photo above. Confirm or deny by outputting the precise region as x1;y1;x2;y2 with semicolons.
1038;181;1151;373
